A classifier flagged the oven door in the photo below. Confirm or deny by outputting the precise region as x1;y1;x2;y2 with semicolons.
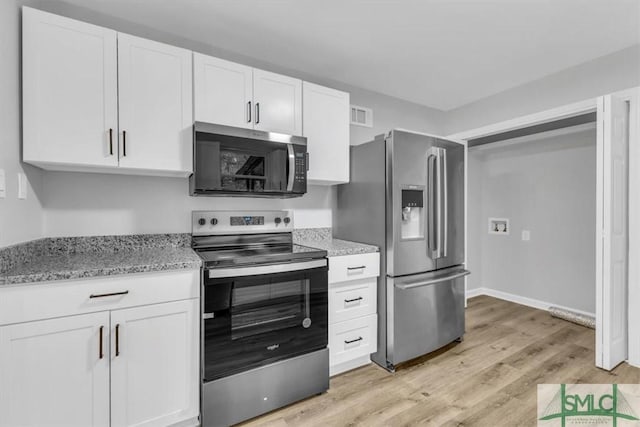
203;259;328;382
191;122;307;196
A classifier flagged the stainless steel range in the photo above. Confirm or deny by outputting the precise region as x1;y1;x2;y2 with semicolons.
192;210;329;427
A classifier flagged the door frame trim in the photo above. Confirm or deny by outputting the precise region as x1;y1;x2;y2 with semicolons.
446;87;640;368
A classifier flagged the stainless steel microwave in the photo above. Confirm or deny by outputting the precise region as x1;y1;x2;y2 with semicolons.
189;122;308;197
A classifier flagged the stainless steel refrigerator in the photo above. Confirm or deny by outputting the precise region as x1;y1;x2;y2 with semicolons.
335;129;469;371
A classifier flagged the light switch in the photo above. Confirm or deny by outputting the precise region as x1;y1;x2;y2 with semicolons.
17;172;27;199
522;230;530;241
0;169;5;198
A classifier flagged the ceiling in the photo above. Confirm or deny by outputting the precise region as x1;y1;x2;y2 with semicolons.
59;0;640;111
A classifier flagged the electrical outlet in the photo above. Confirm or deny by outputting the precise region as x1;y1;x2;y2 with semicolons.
17;173;27;199
0;169;5;198
522;230;530;241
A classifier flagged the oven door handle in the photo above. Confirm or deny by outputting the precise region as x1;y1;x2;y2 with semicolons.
208;259;327;278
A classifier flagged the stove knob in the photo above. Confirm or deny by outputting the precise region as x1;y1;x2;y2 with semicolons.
198;218;206;226
283;217;291;225
274;217;282;224
210;218;218;226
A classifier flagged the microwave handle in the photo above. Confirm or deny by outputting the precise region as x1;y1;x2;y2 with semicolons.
287;144;295;191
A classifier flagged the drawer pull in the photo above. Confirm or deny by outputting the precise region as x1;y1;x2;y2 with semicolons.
344;296;363;303
89;290;129;299
344;336;363;344
347;266;366;271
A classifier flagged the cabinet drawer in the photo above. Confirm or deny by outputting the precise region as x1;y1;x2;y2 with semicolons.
328;252;379;284
329;278;376;324
329;314;377;366
0;269;200;326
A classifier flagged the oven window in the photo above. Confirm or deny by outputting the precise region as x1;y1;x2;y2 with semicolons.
203;267;328;382
231;279;310;339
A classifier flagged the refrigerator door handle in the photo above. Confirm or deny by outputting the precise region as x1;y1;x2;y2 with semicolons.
395;269;470;290
435;148;443;259
427;151;438;258
441;148;448;258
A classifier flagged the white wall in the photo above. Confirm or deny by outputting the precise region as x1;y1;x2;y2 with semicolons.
42;173;334;236
468;128;596;314
0;0;44;247
445;44;640;135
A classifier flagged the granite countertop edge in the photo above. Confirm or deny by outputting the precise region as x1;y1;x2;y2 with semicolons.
0;234;202;287
0;259;202;286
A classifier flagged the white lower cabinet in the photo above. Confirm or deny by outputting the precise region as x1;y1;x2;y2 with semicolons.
328;252;380;376
111;300;199;427
0;270;200;427
0;312;111;427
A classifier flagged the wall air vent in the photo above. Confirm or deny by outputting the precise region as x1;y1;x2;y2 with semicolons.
350;105;373;128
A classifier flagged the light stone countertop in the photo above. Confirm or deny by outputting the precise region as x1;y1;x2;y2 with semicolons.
293;228;379;257
0;234;201;286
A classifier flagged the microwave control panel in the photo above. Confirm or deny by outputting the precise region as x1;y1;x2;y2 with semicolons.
291;146;307;193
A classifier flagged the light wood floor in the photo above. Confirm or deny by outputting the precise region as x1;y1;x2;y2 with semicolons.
240;295;640;427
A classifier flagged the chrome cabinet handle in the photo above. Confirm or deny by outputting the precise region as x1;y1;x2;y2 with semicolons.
247;101;252;123
89;290;129;299
122;130;127;157
347;266;366;271
344;296;363;303
255;102;260;124
108;129;113;155
115;324;120;357
99;325;104;359
345;337;363;344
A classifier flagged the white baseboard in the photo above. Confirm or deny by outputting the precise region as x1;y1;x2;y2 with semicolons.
466;287;595;318
465;287;485;299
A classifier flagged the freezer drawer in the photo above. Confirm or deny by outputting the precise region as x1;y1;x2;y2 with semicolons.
387;267;468;366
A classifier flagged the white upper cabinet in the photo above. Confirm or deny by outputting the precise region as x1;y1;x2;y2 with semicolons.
22;7;118;168
117;34;193;174
253;69;303;135
0;312;111;427
110;299;199;427
22;8;193;177
193;55;303;135
194;53;253;129
303;82;350;185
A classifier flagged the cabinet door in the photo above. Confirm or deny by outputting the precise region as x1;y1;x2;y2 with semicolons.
194;53;253;129
118;34;193;174
253;69;302;135
110;299;199;427
0;312;110;427
22;7;118;168
303;82;350;184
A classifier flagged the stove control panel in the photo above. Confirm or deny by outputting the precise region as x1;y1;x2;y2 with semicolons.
192;210;294;235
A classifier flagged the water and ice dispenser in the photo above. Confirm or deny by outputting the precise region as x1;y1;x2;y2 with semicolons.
401;189;424;239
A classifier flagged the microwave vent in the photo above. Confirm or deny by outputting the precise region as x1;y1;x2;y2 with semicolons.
350;105;373;128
